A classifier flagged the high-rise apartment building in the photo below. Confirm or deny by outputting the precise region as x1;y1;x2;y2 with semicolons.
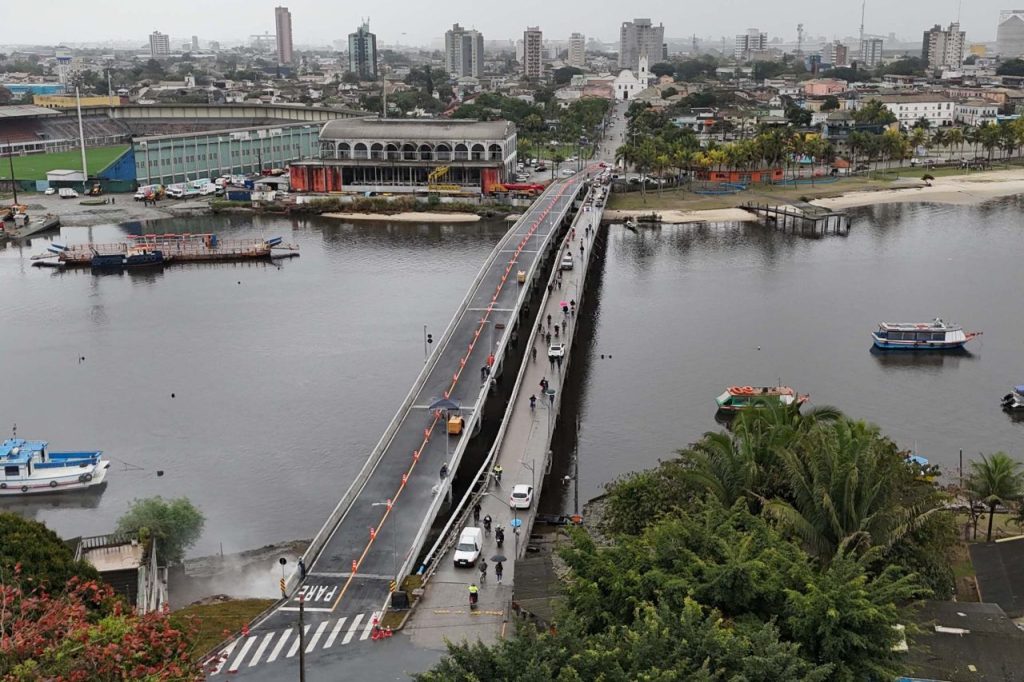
275;6;294;65
149;31;170;58
861;38;884;68
444;24;485;78
998;10;1024;58
348;20;378;81
825;41;849;67
523;26;544;79
922;22;965;70
568;32;586;67
734;28;767;60
619;18;665;71
191;35;199;52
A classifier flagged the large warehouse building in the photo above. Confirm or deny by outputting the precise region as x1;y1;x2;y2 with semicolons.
289;118;518;194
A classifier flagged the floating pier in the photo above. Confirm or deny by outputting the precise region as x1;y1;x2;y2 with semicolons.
32;233;297;269
742;202;850;237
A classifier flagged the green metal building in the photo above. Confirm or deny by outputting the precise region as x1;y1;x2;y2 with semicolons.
132;122;321;185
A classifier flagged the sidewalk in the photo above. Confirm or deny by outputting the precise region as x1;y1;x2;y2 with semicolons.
407;181;605;651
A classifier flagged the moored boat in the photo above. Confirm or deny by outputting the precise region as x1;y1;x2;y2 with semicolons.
0;438;109;495
8;214;60;240
871;318;980;350
715;385;809;413
1002;386;1024;411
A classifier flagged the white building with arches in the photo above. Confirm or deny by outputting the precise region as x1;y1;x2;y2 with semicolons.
614;55;650;101
290;117;517;194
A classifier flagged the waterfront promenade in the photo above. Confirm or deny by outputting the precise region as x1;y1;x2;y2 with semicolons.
204;176;588;678
406;180;606;650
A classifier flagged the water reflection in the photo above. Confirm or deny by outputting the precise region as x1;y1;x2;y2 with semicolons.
869;346;977;370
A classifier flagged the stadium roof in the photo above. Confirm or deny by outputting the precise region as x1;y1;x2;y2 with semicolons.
0;105;62;119
320;117;515;142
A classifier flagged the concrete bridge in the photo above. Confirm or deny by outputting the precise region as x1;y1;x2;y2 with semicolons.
204;172;598;678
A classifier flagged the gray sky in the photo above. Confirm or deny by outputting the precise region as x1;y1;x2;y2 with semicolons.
1;0;1005;48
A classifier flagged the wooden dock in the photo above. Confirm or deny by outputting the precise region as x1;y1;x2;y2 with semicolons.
742;202;850;237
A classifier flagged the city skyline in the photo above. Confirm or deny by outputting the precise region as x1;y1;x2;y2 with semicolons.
0;0;1016;48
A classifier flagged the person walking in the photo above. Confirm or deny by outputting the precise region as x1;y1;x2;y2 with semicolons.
531;346;537;362
440;462;449;480
493;464;503;482
530;394;537;411
495;561;504;584
473;501;481;523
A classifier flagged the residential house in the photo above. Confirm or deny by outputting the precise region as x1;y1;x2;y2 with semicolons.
870;94;955;127
954;99;998;126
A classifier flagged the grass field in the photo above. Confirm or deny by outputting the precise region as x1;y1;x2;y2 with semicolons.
171;598;275;659
6;145;129;180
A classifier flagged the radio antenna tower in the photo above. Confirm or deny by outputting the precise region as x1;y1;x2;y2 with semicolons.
796;23;804;56
859;0;866;55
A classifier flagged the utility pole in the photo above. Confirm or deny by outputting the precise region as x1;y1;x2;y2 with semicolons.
297;594;306;682
75;87;88;193
858;1;866;59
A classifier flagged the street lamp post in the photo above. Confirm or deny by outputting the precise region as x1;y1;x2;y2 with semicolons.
297;594;306;682
423;326;433;362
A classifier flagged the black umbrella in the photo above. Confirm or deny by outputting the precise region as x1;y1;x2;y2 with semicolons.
428;397;461;412
490;554;507;563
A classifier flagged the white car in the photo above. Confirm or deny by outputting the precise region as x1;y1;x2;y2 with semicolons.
561;168;576;177
44;187;56;195
560;253;574;270
548;343;565;359
509;484;534;510
453;527;483;567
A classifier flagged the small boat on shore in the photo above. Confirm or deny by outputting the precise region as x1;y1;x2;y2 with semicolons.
715;385;809;413
1002;386;1024;412
871;318;980;350
0;438;109;495
7;214;61;240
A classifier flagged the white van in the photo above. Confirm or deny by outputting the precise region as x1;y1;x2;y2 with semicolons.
198;183;218;196
58;188;78;199
165;187;186;199
453;527;483;567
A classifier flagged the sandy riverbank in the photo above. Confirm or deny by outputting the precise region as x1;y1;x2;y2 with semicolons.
321;211;482;223
812;168;1024;210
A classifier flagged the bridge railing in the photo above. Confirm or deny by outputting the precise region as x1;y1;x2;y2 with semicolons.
283;188;540;596
410;179;593;586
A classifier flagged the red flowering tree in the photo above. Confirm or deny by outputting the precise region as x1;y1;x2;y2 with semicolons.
0;568;202;681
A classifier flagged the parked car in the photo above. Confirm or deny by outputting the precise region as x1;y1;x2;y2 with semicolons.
509;484;534;510
44;187;56;195
453;527;483;567
57;188;78;199
165;187;186;199
561;168;577;177
548;343;565;359
560;253;574;270
198;183;218;196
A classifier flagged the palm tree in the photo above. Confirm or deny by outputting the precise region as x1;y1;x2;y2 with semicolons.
967;452;1024;542
763;419;938;562
945;127;964;162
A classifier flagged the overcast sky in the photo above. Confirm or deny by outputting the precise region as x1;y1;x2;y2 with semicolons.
1;0;1006;48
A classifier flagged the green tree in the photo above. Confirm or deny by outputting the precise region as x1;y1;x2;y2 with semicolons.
997;58;1024;76
853;99;898;125
649;61;676;78
0;84;12;104
552;66;583;85
967;452;1024;542
116;496;205;564
821;95;840;111
0;512;99;590
660;86;678;99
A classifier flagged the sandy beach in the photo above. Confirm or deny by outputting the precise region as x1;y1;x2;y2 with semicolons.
812;168;1024;210
320;211;481;223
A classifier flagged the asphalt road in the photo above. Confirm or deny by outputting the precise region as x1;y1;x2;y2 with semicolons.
204;175;588;679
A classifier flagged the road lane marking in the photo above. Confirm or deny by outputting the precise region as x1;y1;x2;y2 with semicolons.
360;611;381;640
342;613;364;644
287;625;310;657
324;617;348;648
227;636;256;672
266;629;291;663
249;632;275;667
306;620;329;653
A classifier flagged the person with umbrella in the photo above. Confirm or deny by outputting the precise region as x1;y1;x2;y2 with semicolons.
491;554;506;584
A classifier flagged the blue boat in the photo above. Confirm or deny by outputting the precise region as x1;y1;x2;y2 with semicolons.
91;248;164;269
871;318;981;350
0;438;109;495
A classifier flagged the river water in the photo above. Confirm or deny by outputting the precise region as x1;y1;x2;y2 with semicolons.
2;200;1022;555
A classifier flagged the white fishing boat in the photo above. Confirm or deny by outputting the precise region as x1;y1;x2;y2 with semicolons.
0;438;109;495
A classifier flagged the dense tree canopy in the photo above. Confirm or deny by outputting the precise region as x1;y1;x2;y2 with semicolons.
996;58;1024;76
116;496;204;565
0;513;98;591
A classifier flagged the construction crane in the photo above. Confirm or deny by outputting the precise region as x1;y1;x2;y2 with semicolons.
427;166;461;193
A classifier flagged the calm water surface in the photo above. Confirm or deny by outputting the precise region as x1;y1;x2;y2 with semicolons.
0;214;508;555
2;200;1022;554
545;198;1024;514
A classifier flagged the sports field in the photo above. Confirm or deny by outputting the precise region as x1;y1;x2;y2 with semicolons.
7;145;129;180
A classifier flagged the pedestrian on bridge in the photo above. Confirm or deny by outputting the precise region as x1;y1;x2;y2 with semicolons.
493;464;503;482
440;462;449;480
473;501;481;523
495;561;504;584
530;394;536;411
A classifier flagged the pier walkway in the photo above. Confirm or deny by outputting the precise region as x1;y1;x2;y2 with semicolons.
404;177;607;651
204;175;590;677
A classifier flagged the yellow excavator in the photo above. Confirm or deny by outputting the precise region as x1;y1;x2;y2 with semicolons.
427;166;461;193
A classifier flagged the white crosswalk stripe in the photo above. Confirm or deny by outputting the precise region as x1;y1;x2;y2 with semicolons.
206;612;379;675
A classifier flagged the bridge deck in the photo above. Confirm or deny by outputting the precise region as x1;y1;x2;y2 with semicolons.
206;177;588;676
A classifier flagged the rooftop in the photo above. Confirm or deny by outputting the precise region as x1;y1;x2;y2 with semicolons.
0;104;61;119
872;94;955;104
319;117;515;142
905;601;1024;682
0;439;46;465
